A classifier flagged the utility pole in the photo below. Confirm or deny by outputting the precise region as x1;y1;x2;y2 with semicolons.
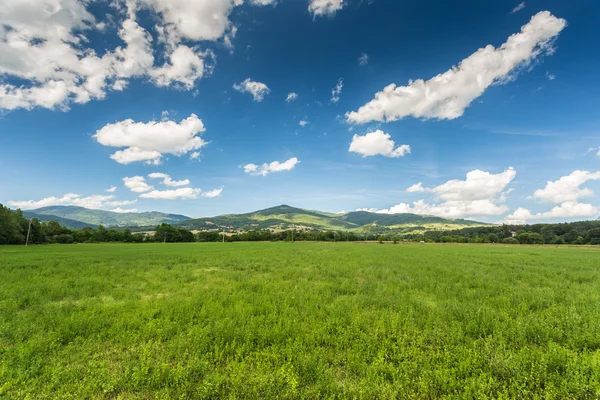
291;224;294;243
25;219;32;246
222;229;225;243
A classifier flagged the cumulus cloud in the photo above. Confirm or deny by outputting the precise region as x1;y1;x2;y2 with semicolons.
111;207;138;213
106;186;118;193
512;2;526;13
233;78;270;101
243;157;300;176
0;0;277;111
140;187;201;200
506;202;599;224
359;53;369;66
358;167;516;218
8;193;116;210
331;78;343;103
123;176;154;193
201;187;224;198
94;114;208;164
299;120;309;127
286;92;298;102
349;130;410;158
148;172;190;187
346;11;566;124
309;0;346;17
531;170;600;204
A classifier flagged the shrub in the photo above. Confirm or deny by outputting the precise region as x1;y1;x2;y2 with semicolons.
502;237;519;244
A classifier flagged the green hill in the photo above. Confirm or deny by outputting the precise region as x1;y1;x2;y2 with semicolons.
176;205;487;233
22;211;96;230
30;206;189;228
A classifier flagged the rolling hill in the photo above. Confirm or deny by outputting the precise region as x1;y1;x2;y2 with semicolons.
22;211;96;230
176;205;488;233
29;206;190;228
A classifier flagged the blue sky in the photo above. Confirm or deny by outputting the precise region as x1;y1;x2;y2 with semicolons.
1;0;599;223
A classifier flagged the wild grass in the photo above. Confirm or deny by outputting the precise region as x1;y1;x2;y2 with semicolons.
1;243;600;399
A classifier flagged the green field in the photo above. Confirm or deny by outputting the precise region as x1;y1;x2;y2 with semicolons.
2;243;600;399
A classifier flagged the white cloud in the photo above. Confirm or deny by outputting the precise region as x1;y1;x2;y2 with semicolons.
0;0;277;111
546;72;556;81
111;207;138;213
359;53;369;66
346;11;566;124
106;186;118;193
299;120;309;127
140;187;201;200
148;172;190;187
359;167;516;219
506;202;599;224
286;92;298;102
201;187;224;198
8;193;116;210
406;182;426;193
150;45;214;89
309;0;346;17
243;157;300;176
331;78;343;103
511;2;526;13
94;114;207;164
233;78;270;101
349;130;410;158
123;176;154;193
106;199;138;207
531;170;600;204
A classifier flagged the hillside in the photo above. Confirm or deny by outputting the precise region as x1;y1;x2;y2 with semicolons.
176;204;487;233
30;206;189;228
22;211;96;230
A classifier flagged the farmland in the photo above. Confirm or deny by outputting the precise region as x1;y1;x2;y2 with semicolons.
2;243;600;399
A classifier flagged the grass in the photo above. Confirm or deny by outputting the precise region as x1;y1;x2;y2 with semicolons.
1;243;600;399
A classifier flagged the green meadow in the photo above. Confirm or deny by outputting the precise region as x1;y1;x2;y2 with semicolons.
2;243;600;399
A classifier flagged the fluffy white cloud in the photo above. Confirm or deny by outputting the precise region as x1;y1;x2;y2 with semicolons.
349;130;410;158
243;157;300;176
148;172;190;187
406;182;426;193
331;78;343;103
512;2;526;13
233;78;270;101
106;186;118;193
111;207;138;213
359;167;516;218
0;0;277;111
346;11;566;124
531;170;600;204
359;53;369;66
299;120;309;127
201;187;224;198
506;202;599;224
94;114;207;164
105;199;138;207
286;92;298;102
8;193;116;210
309;0;346;17
123;176;154;193
140;187;201;200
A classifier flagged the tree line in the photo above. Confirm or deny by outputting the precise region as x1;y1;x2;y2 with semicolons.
2;203;600;245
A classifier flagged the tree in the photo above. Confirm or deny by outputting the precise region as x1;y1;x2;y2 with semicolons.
488;233;500;243
516;232;544;245
502;237;519;244
377;235;385;244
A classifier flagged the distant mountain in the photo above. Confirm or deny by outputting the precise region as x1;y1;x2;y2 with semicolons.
22;211;96;230
29;206;190;228
340;211;483;227
176;204;487;233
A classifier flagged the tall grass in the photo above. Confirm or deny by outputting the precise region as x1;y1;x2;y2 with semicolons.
1;243;600;399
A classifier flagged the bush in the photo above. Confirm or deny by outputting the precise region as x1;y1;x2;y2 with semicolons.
502;237;519;244
516;232;544;245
